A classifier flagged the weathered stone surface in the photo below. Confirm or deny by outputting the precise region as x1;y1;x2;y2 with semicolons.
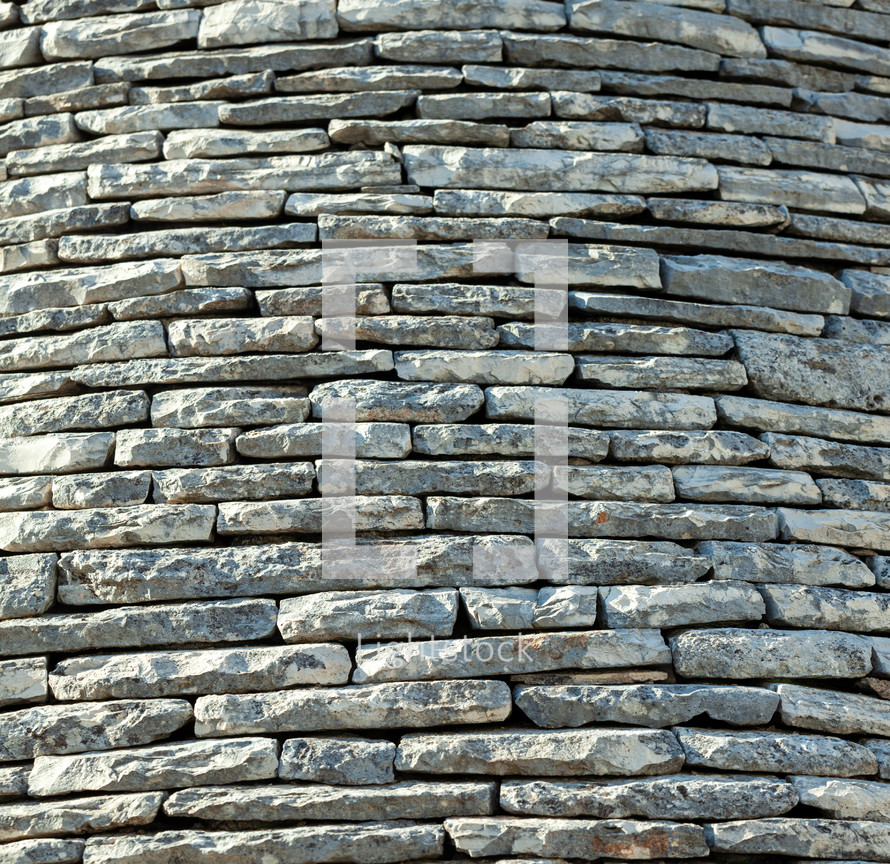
610;429;768;465
538;538;710;585
0;657;47;708
0;476;51;512
501;775;797;820
403;145;718;193
221;91;417;126
819;478;890;512
278;737;396;785
168;316;317;357
568;0;764;57
552;465;673;502
7;128;158;176
164;780;496;822
163;127;329;159
600;582;764;628
760;584;890;633
791;776;890;821
460;586;538;630
513;121;642;154
673;465;821;505
670;627;872;678
418;92;550;121
446;817;708;858
376;30;502;63
113;287;252;320
287;190;434;216
58;536;535;605
394;349;572;386
765;433;890;482
0;599;277;657
115;428;237;468
397;727;683;776
733;329;890;413
0;432;113;477
339;0;564;29
318;315;498;350
515;683;778;729
0;114;79;158
237;422;410;460
778;507;890;551
0;172;86;221
0;766;27;801
152;386;308;429
131;190;285;222
676;727;879;776
701;540;875;587
433;189;644;218
0;793;163;844
705;817;890;858
0;698;191;762
153;463;314;504
716;394;890;445
777;683;890;737
0;203;129;247
708;102;833;142
645;127;772;164
281;65;460;93
762;23;890;76
354;629;670;683
52;471;150;509
648;197;788;228
81;823;444;864
0;838;85;863
413;424;608;461
661;254;848;314
257;284;390;317
576;355;747;391
29;737;279;796
193;680;512;735
485;387;716;429
129;72;272;106
0;390;147;439
279;589;458;642
0;554;56;620
552;92;705;127
718;165;865;213
198;0;336;48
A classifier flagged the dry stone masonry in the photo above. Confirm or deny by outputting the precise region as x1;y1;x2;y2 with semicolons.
0;0;889;861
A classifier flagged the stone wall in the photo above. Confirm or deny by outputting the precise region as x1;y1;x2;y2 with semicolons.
2;0;890;861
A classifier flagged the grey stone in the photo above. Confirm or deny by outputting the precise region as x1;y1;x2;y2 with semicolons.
676;727;879;776
169;316;317;356
661;254;848;315
766;433;890;481
220;91;417;126
854;175;890;221
576;355;747;391
485;386;717;429
0;303;110;340
0;477;51;512
128;72;272;105
376;30;502;63
602;67;790;105
0;204;129;246
701;540;875;587
237;422;410;460
538;538;711;585
0;698;191;762
52;471;151;509
761;584;890;632
705;817;890;858
766;136;890;178
115;428;237;468
75;102;220;136
0;767;28;802
0;838;84;864
57;536;536;605
153;464;315;504
670;627;872;678
311;380;483;423
413;424;608;461
257;284;390;317
339;0;565;29
197;0;337;48
502;31;721;72
433;189;645;218
317;315;498;350
287;191;434;216
0;172;86;221
717;165;865;213
777;683;890;736
81;823;444;864
461;586;538;630
0;62;93;101
28;737;279;796
40;10;200;59
0;114;79;157
0;657;47;708
464;64;601;91
131;190;285;222
716;394;890;445
152;386;308;429
446;817;709;860
0;432;113;477
318;215;547;242
762;24;890;76
791;776;890;821
50;644;348;701
600;581;764;628
648;197;788;228
279;589;458;642
866;737;890;779
354;629;670;683
778;507;890;551
162;127;329;159
23;83;130;118
733;329;890;413
552;465;674;502
788;213;890;248
0;27;40;70
645;128;772;164
0;554;56;620
193;680;512;735
280;65;461;93
278;736;395;785
392;282;550;321
0;371;77;405
610;430;768;465
0;793;163;844
551;92;705;128
397;727;684;776
672;465;821;505
708;101;833;141
109;287;251;320
515;683;778;729
819;478;890;512
403;144;718;193
568;0;764;57
518;243;662;289
840;269;890;319
500;774;796;820
395;349;573;386
418;93;550;121
217;495;424;535
0;599;276;657
163;780;496;822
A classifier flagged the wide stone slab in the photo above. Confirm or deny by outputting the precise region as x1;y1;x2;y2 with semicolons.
760;584;890;632
238;422;410;460
152;464;315;504
278;736;396;786
397;728;683;776
500;774;797;820
445;817;709;859
610;430;768;465
353;629;670;683
402;145;718;193
198;0;337;48
0;599;277;657
412;424;608;461
778;507;890;551
27;737;279;796
791;776;890;821
670;627;872;678
163;780;496;822
81;823;444;864
337;0;566;29
672;464;821;505
764;432;890;481
774;683;890;736
152;386;309;429
394;349;573;386
49;644;351;700
514;683;779;729
193;680;512;735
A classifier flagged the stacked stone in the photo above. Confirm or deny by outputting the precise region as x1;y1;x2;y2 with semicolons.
1;0;890;861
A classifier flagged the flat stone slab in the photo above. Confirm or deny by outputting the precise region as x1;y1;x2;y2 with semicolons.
0;553;56;620
278;736;395;785
760;584;890;632
514;683;779;729
791;776;890;821
774;683;890;736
